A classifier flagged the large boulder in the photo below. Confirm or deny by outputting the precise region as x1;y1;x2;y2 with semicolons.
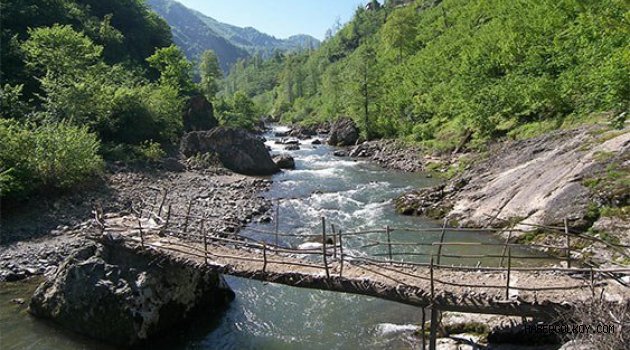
180;127;280;176
183;95;219;132
328;117;359;146
29;244;234;347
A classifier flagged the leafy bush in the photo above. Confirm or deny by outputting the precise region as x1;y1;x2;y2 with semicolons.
0;119;104;200
138;140;166;162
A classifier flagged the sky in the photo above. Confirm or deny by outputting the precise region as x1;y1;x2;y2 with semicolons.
176;0;366;40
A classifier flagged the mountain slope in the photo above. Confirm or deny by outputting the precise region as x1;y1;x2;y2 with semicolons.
146;0;248;72
147;0;320;71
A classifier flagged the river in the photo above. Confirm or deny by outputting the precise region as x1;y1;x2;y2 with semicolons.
0;126;548;349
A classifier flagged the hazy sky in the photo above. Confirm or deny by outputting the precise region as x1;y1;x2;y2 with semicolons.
175;0;366;40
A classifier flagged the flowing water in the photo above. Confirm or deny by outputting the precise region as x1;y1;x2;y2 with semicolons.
0;126;551;349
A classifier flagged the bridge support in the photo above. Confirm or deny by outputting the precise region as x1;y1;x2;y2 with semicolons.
429;307;439;350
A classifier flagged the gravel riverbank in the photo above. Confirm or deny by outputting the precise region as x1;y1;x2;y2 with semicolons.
0;165;272;282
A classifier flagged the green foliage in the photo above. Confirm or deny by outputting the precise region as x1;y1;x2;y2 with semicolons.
22;24;103;77
147;45;196;96
138;140;166;162
0;119;104;200
0;0;172;92
0;84;28;119
215;91;259;130
224;0;630;150
0;0;183;203
21;26;183;145
198;49;222;100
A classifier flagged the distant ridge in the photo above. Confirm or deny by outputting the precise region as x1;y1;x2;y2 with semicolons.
147;0;320;72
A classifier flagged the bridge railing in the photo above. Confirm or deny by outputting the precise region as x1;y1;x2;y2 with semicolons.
126;190;630;270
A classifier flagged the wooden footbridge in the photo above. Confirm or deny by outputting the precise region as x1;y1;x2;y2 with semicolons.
90;198;629;348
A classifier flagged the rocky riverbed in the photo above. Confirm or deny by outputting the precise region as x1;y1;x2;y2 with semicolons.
0;164;272;283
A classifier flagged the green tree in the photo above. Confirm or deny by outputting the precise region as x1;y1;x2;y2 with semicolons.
381;6;418;62
147;45;195;95
217;91;259;130
348;42;380;139
198;49;222;100
22;24;103;78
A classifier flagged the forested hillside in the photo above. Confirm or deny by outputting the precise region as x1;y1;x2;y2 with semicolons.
0;0;196;201
147;0;320;72
226;0;629;150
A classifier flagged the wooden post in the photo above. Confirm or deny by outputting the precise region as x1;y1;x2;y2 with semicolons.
338;229;344;278
158;190;167;217
590;267;595;298
183;199;193;234
430;257;435;301
421;307;426;350
436;218;448;265
386;225;393;264
322;217;330;279
429;257;437;350
506;248;512;299
202;220;208;265
429;308;438;350
263;243;268;273
332;224;337;259
564;218;571;268
499;229;513;267
165;204;171;228
138;218;144;249
274;199;280;250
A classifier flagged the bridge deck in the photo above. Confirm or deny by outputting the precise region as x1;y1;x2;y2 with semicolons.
91;221;629;319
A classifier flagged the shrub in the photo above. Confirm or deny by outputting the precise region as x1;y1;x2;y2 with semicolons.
0;119;104;200
137;140;165;162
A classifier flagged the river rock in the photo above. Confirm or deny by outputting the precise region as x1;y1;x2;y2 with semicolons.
183;95;218;132
311;139;322;145
160;157;186;172
180;127;280;176
273;154;296;169
289;125;317;139
349;142;373;158
285;144;300;151
29;243;234;347
328;117;359;146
